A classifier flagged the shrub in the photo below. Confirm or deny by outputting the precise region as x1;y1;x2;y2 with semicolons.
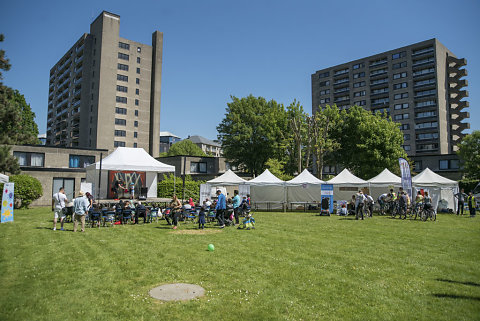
157;174;205;201
0;174;43;208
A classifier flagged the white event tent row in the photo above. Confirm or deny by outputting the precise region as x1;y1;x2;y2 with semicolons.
199;169;247;203
412;168;458;211
86;147;175;199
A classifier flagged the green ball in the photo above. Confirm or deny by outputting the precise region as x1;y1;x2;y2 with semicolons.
208;244;215;251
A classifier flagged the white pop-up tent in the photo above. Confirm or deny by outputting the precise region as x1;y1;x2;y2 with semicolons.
0;173;9;183
412;168;458;211
247;169;285;210
367;168;402;200
328;168;369;201
200;170;247;203
86;147;175;199
286;169;325;205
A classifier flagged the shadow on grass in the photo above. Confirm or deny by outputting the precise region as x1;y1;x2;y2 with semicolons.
34;227;53;230
436;279;480;287
432;293;480;301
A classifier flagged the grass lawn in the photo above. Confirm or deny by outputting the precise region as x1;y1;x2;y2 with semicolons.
0;208;479;321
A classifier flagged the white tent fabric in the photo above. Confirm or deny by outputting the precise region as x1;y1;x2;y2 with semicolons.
0;173;9;183
206;169;246;185
200;170;248;203
367;169;402;200
412;168;458;211
247;169;285;210
328;169;369;201
286;169;324;204
85;147;175;199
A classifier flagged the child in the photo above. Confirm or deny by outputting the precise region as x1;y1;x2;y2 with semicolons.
198;206;206;229
339;203;348;216
238;213;255;230
129;183;135;200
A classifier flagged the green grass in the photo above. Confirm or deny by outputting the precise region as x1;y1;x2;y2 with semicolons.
0;209;479;321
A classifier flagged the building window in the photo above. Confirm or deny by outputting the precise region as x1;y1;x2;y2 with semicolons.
137;57;141;63
118;52;129;61
134;110;139;116
394;113;409;121
115;107;127;115
353;72;365;79
117;74;128;82
393;72;408;80
394;92;408;100
353;81;365;88
136;67;140;74
354;90;366;97
119;42;130;50
13;152;44;167
394;103;409;110
392;61;407;69
134;132;138;138
392;51;406;60
415;121;438;130
413;67;435;77
414;161;422;171
115;118;126;126
334;68;349;76
69;155;95;168
117;63;129;71
319;89;330;95
404;134;410;141
370;77;388;86
414;78;435;87
402;145;411;151
416;132;439;140
318;71;329;79
371;87;389;95
417;143;438;151
415;100;436;108
370;68;388;76
334;77;349;85
135;88;139;95
400;124;410;130
352;63;365;69
393;82;408;90
190;162;207;173
135;99;139;106
116;85;128;93
371;97;389;105
116;96;127;104
133;143;137;148
114;141;126;147
415;89;436;98
137;47;141;53
319;80;330;87
319;98;330;104
134;121;138;127
114;130;126;137
354;100;366;106
416;111;437;118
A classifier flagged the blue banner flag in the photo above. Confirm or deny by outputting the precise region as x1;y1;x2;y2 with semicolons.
1;183;14;223
321;184;334;213
398;158;412;199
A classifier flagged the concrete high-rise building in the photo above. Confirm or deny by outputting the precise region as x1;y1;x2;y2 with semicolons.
311;39;469;178
46;11;163;157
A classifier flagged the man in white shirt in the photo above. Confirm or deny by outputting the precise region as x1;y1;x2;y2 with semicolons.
52;187;68;231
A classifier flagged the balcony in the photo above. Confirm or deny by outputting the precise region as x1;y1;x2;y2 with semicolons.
75;55;83;65
75;66;83;74
412;68;435;78
76;43;85;53
73;100;81;107
412;57;435;68
369;59;388;68
369;70;388;78
412;47;434;57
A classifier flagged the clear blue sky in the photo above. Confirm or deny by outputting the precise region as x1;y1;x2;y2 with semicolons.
1;0;479;141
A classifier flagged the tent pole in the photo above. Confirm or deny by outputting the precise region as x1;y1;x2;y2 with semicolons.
174;174;176;197
182;156;186;201
97;152;103;201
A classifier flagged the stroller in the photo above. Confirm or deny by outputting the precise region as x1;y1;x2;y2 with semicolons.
319;197;331;216
237;213;255;230
239;201;251;217
224;204;234;226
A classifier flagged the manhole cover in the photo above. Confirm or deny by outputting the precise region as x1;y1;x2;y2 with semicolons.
149;283;205;301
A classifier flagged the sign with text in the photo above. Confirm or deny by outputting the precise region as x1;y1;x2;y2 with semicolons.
321;184;334;213
398;158;412;199
1;183;14;223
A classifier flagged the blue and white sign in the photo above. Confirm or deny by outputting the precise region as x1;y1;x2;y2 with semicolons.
321;184;334;213
398;158;412;199
1;183;14;223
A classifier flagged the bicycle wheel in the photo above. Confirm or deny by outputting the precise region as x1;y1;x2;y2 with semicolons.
431;210;436;221
421;209;428;221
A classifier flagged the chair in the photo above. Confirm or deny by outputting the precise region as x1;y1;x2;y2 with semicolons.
207;209;217;223
90;210;102;228
115;207;123;223
147;207;160;223
182;208;196;223
103;210;115;227
122;209;132;224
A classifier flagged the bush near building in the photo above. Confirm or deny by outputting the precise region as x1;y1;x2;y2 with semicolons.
0;174;43;208
157;174;205;201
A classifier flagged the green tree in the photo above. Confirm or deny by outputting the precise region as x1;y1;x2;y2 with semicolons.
457;130;480;179
265;158;293;181
285;100;307;175
0;34;11;80
157;174;205;200
336;106;407;179
217;95;288;176
166;139;206;157
0;174;43;208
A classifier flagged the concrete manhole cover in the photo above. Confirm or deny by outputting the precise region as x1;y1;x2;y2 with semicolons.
149;283;205;301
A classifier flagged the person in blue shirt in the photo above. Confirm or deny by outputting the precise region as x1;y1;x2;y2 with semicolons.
73;191;89;232
215;190;226;228
232;190;241;225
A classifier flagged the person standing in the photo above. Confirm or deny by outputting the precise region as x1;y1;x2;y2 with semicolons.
355;191;366;220
216;190;226;228
398;192;408;220
454;189;467;215
198;205;206;229
129;183;135;200
365;193;374;217
232;190;241;225
467;192;476;217
73;191;89;232
170;195;182;229
52;187;68;231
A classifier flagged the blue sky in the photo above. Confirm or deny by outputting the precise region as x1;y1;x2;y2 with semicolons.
1;0;479;141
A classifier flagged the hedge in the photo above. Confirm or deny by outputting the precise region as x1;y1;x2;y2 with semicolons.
157;174;205;201
0;174;43;208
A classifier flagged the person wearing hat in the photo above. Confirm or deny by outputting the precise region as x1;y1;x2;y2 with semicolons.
73;191;89;232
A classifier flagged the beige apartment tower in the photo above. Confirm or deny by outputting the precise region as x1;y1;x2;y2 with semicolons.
311;39;469;177
46;11;162;157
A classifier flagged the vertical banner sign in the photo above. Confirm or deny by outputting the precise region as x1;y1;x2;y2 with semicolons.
398;158;412;199
1;183;14;223
321;184;334;213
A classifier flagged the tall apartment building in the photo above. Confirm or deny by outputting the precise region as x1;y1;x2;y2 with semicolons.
46;11;163;157
311;39;469;178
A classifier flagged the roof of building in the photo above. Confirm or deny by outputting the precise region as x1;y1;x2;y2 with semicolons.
187;135;221;147
159;131;181;138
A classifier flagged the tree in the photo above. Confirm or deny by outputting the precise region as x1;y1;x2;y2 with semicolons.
265;158;293;181
336;106;407;179
285;100;307;175
217;95;288;176
166;139;206;157
457;130;480;179
0;145;19;174
0;34;11;80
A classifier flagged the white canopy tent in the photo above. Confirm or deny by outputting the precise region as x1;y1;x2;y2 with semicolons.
200;170;247;203
286;169;325;205
328;168;369;201
0;173;9;183
85;147;175;199
412;168;458;211
247;169;285;210
367;168;402;200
